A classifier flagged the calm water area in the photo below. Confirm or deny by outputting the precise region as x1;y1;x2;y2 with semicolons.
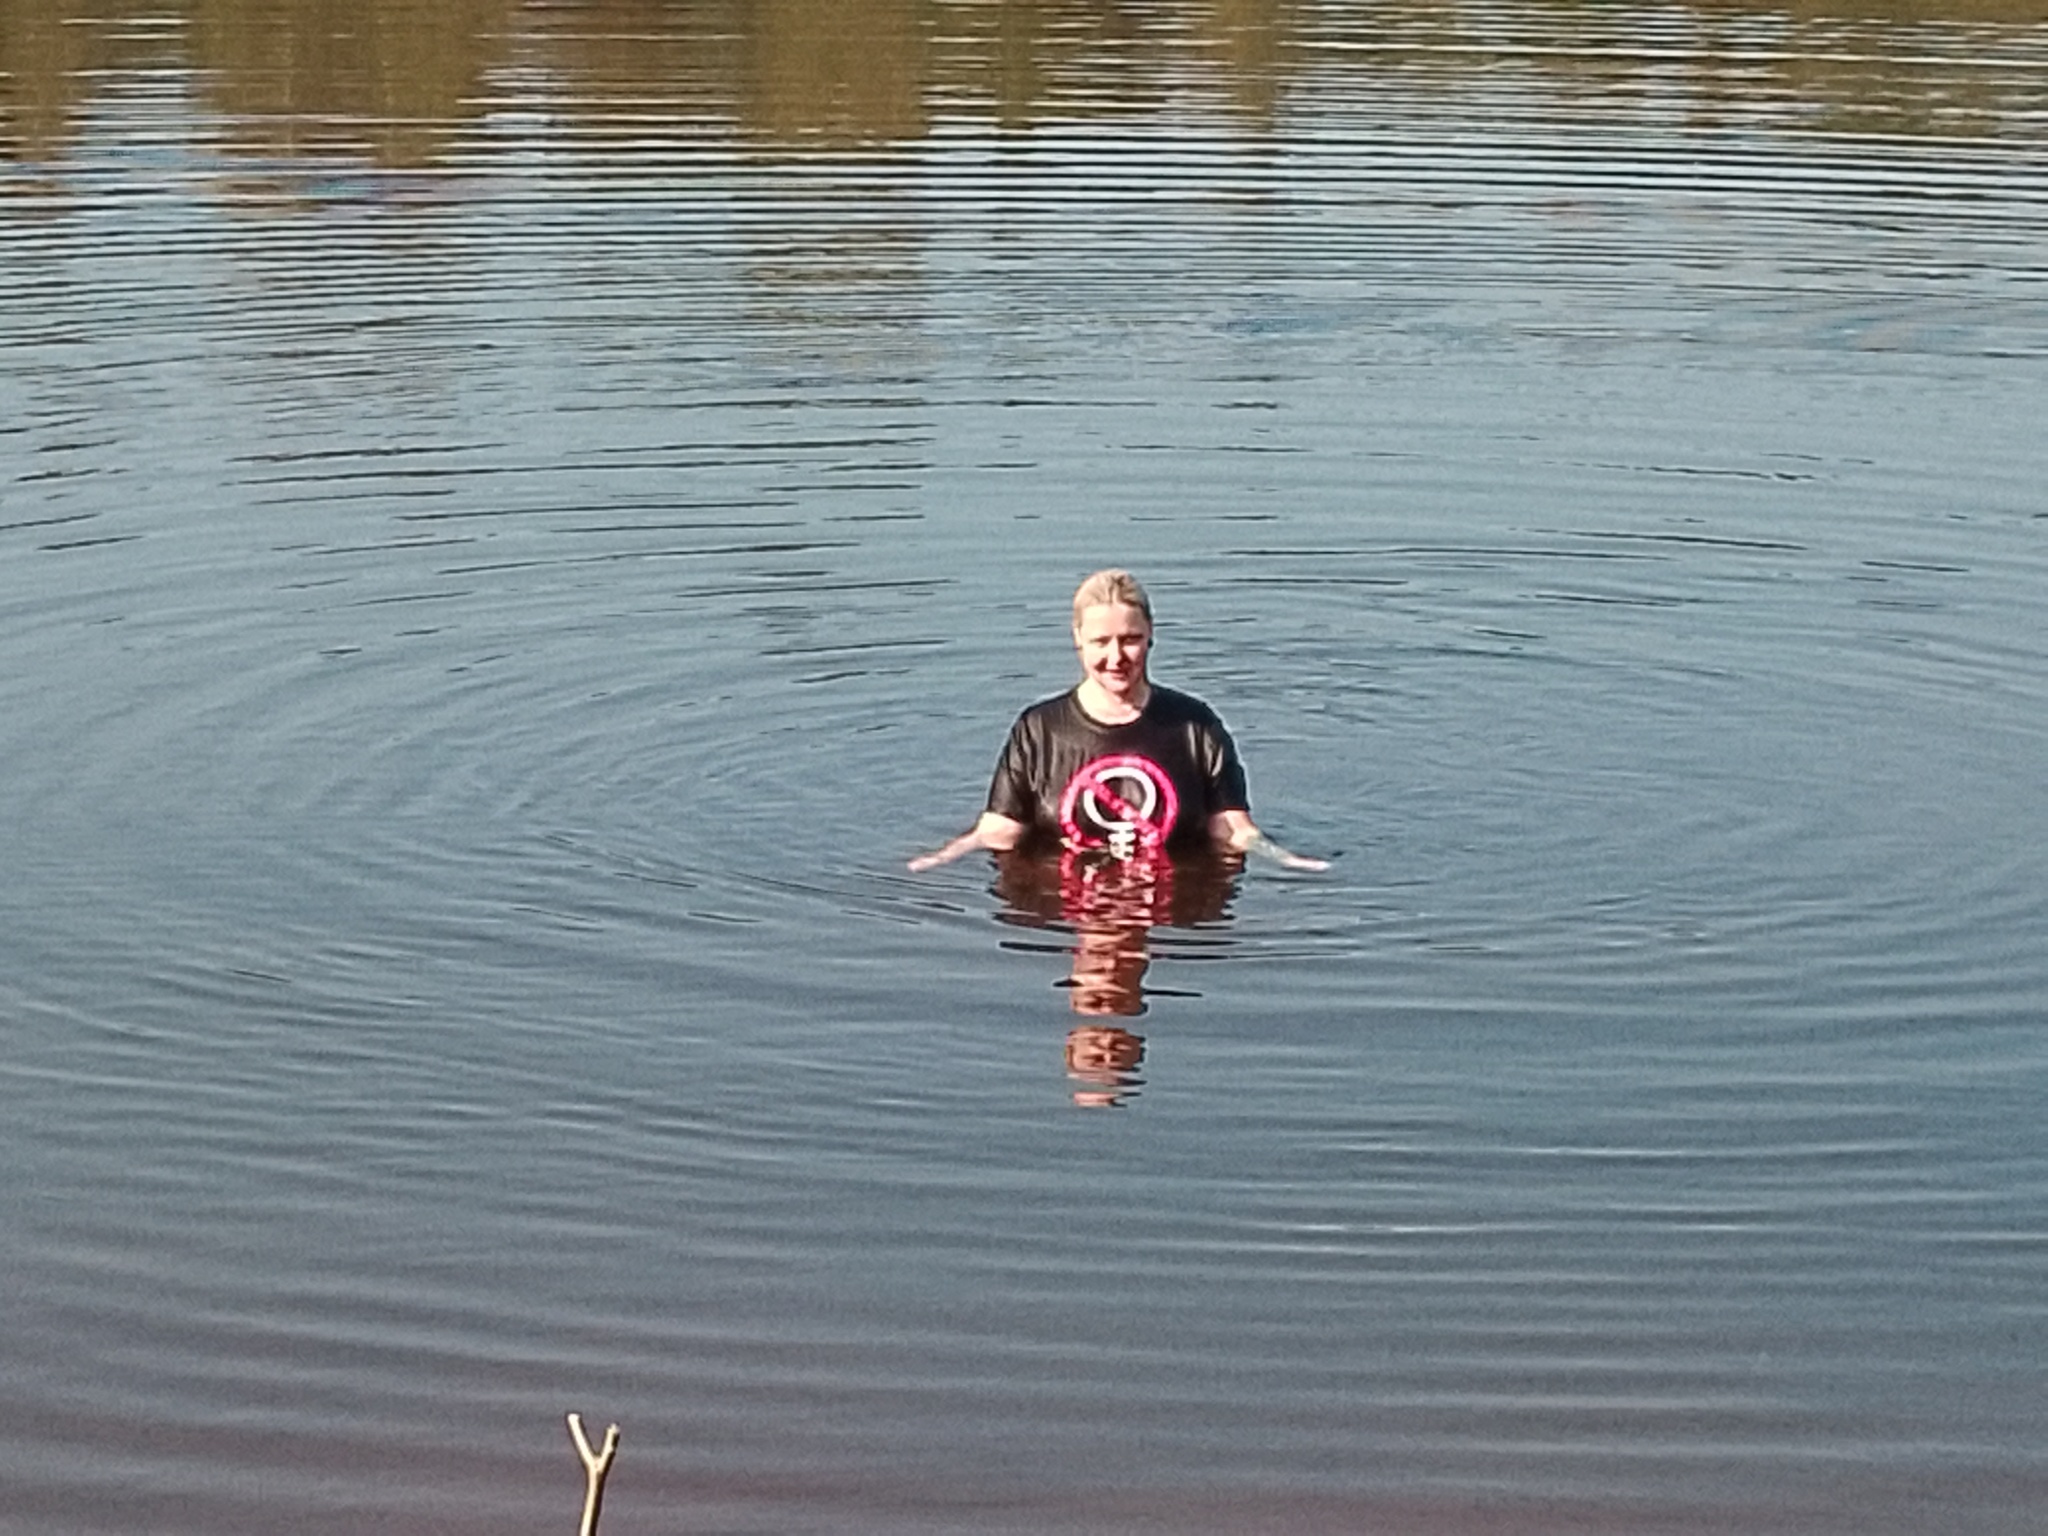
5;2;2048;1532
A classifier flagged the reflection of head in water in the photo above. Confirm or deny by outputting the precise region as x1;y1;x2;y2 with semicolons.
1065;1023;1145;1109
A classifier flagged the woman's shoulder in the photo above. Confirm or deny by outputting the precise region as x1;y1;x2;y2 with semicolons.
1146;684;1226;729
1007;687;1083;739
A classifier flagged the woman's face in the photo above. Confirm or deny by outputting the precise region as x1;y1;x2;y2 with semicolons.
1073;601;1152;701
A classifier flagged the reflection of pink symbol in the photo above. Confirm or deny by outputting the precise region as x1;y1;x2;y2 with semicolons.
1060;845;1174;928
1058;754;1179;860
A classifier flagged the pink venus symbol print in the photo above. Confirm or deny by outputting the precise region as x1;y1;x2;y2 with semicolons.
1058;753;1181;860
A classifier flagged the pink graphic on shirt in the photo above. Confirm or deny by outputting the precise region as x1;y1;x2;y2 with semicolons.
1057;753;1180;860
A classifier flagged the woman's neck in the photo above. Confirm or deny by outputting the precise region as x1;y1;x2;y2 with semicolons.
1075;678;1150;725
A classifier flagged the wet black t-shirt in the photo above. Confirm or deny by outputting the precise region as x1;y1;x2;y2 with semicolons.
985;686;1250;857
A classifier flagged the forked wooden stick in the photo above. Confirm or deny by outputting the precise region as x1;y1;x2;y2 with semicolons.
566;1412;621;1536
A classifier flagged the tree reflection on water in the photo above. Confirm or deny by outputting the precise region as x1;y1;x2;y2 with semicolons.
4;0;2045;171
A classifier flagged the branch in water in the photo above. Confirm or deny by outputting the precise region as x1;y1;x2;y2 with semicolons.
566;1413;621;1536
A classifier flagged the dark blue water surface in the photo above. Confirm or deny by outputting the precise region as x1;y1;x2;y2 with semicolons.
3;3;2047;1531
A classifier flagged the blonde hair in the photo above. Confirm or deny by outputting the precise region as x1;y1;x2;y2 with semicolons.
1071;569;1152;628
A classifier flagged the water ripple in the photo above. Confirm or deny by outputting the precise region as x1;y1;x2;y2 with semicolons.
4;7;2048;1534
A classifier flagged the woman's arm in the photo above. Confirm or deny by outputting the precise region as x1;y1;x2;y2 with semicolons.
1207;809;1329;871
908;811;1027;872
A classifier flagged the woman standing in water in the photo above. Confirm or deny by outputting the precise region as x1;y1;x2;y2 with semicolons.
909;569;1326;872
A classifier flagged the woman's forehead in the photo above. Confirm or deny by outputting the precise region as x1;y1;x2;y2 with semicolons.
1074;602;1151;638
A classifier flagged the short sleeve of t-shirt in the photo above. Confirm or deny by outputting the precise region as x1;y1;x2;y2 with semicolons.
986;712;1045;828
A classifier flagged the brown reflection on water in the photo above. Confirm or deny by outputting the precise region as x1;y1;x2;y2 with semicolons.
187;0;511;168
1299;0;2048;140
745;0;926;145
5;0;2046;171
0;0;87;162
997;848;1239;1109
0;0;513;168
1193;0;1308;126
514;0;737;134
526;0;930;146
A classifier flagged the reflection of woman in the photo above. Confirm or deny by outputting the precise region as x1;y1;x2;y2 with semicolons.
909;570;1325;872
995;845;1240;1107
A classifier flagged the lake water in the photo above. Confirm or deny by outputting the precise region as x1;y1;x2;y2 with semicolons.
4;2;2047;1532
